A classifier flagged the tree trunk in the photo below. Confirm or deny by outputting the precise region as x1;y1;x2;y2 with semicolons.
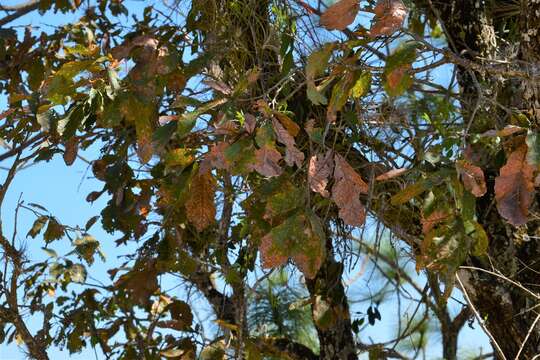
422;0;540;357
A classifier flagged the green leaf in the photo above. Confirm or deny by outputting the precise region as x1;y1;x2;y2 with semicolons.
391;181;427;205
42;247;58;258
471;221;489;256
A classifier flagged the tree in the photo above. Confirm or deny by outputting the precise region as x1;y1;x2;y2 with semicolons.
0;0;539;358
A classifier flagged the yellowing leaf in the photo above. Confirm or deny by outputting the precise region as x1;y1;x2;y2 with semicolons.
332;154;368;226
494;144;535;226
390;181;427;205
369;0;408;37
320;0;359;30
249;145;283;177
185;170;217;232
308;150;334;197
384;64;411;96
273;112;300;137
457;160;487;197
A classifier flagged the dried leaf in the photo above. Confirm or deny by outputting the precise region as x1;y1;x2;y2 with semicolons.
203;79;232;95
385;64;411;96
457;160;487;197
274;112;300;137
332;154;368;226
244;113;257;134
185;170;216;232
200;142;230;173
259;233;288;269
494;144;535;226
308;150;334;197
320;0;359;30
375;168;407;181
250;145;283;177
370;0;408;37
63;137;78;166
272;118;304;167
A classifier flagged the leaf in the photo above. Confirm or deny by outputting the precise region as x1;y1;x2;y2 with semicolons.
43;217;65;242
68;264;87;283
422;210;449;234
384;64;411;96
390;181;427;205
471;221;489;256
249;145;283;177
332;154;368;226
320;0;359;30
185;170;216;232
259;233;288;269
272;118;304;167
159;300;193;331
457;160;487;197
116;263;159;306
63;137;78;166
351;71;372;98
369;0;408;37
273;112;300;137
244;113;257;134
375;168;407;181
200;142;230;173
327;68;360;122
494;144;535;226
308;150;334;197
27;216;48;238
306;44;335;105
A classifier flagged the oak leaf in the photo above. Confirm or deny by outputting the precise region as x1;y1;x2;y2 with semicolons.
370;0;408;37
272;118;304;167
250;145;283;177
332;154;368;226
494;144;535;226
320;0;359;30
200;142;230;173
308;150;334;197
457;160;487;197
185;170;217;232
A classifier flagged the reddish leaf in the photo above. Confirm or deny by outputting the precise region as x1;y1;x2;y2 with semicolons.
274;112;300;137
332;154;368;226
185;170;217;232
422;210;450;234
386;64;410;92
272;119;304;167
200;142;230;173
259;233;288;269
63;137;78;166
308;150;334;197
320;0;359;30
375;168;407;181
494;144;535;226
369;0;408;37
244;113;257;134
249;145;283;177
457;160;487;197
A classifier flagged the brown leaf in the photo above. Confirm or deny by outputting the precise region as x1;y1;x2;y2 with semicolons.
308;150;334;197
422;210;450;234
494;144;535;226
203;79;232;95
274;112;300;137
320;0;359;30
457;160;487;197
158;115;178;125
115;261;159;306
375;168;407;181
63;137;78;166
185;170;217;232
259;233;288;269
386;64;409;91
200;142;230;173
332;154;368;226
272;118;304;167
369;0;408;37
250;145;283;177
244;113;257;134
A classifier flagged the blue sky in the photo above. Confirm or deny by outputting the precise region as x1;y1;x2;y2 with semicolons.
0;1;493;359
